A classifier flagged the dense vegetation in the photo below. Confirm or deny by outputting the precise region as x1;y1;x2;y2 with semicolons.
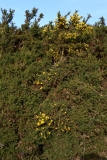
0;8;107;160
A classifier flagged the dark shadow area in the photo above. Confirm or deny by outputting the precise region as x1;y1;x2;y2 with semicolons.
81;153;107;160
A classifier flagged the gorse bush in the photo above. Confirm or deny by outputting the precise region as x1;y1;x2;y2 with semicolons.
0;8;107;160
42;11;93;64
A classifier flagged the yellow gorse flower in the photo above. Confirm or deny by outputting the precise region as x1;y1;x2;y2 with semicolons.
35;112;53;139
36;112;53;127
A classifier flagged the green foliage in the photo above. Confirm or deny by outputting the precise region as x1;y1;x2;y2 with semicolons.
0;8;107;160
89;17;107;59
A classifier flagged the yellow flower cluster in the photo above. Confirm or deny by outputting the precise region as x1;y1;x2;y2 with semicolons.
34;70;58;91
47;47;59;62
55;118;71;132
36;112;53;127
33;80;43;90
83;43;89;49
42;25;52;33
35;112;53;139
75;22;92;34
61;126;71;132
65;32;79;40
35;81;43;85
69;12;93;34
76;22;86;30
54;16;68;29
70;12;82;26
58;31;79;42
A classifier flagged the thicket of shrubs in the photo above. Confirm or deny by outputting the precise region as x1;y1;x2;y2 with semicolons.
0;8;107;160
